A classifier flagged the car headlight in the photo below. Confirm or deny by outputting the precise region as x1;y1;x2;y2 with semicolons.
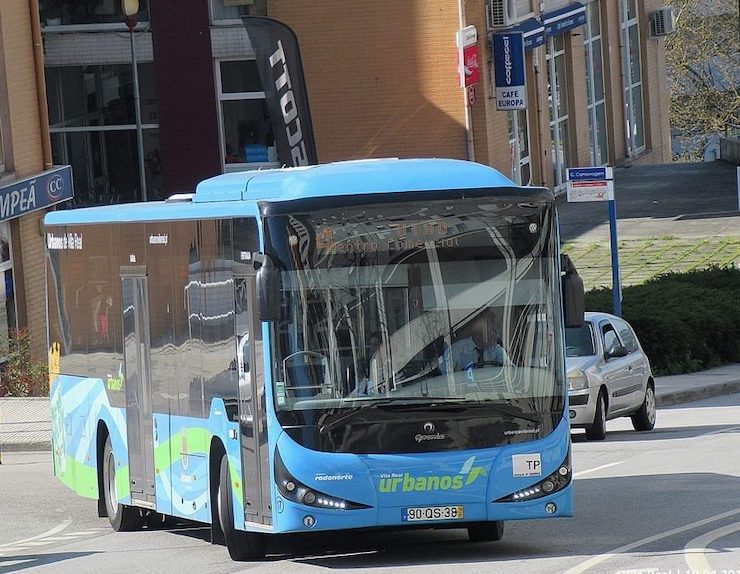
567;370;589;390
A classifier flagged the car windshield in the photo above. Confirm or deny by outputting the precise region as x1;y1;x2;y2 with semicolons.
565;323;596;357
263;196;565;420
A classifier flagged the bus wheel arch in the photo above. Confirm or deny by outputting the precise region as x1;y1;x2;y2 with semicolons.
209;438;226;545
211;442;265;561
96;421;110;518
101;433;144;531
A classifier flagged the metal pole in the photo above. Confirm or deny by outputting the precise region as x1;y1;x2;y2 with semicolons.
608;198;622;317
130;28;147;202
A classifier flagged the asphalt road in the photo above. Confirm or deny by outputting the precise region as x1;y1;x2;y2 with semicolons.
1;394;739;574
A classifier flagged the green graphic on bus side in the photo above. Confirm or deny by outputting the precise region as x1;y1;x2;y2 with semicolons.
378;456;486;493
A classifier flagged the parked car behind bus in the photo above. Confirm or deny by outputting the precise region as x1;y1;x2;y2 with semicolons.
565;312;656;440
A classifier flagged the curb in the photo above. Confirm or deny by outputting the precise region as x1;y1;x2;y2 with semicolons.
0;441;51;453
656;380;740;407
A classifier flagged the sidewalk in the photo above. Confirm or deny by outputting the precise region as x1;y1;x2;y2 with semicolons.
654;362;740;407
1;364;738;454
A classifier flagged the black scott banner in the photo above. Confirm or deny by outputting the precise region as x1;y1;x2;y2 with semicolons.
242;17;318;167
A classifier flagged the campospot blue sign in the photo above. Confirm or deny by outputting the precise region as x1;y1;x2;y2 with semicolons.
0;165;73;222
492;32;526;111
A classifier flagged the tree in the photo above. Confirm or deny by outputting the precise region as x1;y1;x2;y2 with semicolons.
664;0;740;161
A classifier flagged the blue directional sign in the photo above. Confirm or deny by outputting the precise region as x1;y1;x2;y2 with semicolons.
566;166;614;202
568;167;608;181
0;165;73;222
492;32;526;111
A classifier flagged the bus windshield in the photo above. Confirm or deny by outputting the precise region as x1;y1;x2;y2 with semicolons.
264;196;565;442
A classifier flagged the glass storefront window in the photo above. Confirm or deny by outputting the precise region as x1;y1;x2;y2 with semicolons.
620;0;645;156
40;0;150;27
217;59;276;170
547;36;570;191
0;222;16;344
47;64;161;206
211;0;267;22
584;0;609;166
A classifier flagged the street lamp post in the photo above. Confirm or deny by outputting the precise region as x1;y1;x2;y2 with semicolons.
122;0;147;201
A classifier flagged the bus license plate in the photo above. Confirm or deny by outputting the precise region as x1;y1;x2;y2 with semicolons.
402;505;464;522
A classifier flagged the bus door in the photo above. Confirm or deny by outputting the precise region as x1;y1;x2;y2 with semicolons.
121;267;156;508
234;273;271;525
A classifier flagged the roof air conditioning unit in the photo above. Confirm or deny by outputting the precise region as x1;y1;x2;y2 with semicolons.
651;6;676;37
488;0;514;28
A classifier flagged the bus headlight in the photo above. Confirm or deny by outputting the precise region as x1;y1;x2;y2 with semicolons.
274;450;371;511
567;370;589;391
495;450;571;503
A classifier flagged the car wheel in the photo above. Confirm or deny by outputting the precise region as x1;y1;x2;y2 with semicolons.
585;391;607;441
218;453;265;561
631;383;656;431
467;521;504;542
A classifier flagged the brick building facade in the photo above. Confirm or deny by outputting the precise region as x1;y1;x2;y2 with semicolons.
0;0;673;363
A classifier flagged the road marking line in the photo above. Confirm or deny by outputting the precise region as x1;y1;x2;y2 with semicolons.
23;540;55;547
561;507;740;574
61;532;89;537
573;461;623;479
684;521;740;571
0;520;71;549
695;425;740;438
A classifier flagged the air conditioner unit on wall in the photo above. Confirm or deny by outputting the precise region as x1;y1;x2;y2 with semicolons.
488;0;514;28
651;6;677;37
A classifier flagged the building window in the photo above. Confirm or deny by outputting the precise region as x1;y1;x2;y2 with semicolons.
546;34;570;191
40;0;149;27
584;0;609;166
210;0;267;23
0;221;16;341
216;59;277;172
508;110;531;185
620;0;645;156
47;64;161;205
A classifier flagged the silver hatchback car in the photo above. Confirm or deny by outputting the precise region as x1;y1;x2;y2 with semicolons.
565;312;656;440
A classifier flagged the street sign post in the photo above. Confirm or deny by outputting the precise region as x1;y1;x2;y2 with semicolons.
566;166;622;317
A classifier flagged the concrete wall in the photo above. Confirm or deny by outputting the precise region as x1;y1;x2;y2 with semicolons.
0;397;51;451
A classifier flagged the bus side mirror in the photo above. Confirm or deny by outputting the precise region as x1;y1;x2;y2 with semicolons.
256;254;281;322
561;254;585;328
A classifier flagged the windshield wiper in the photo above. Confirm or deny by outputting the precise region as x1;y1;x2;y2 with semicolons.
476;399;543;425
318;397;467;434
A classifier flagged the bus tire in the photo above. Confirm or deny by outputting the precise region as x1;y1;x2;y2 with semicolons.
585;390;607;441
218;453;265;561
467;521;504;542
102;436;143;531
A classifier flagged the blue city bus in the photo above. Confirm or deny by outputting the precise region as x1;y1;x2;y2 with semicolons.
45;158;584;560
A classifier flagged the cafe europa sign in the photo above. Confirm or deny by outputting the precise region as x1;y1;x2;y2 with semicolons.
0;165;73;222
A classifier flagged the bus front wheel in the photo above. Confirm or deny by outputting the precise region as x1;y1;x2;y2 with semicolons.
217;453;265;561
467;521;504;542
102;436;143;531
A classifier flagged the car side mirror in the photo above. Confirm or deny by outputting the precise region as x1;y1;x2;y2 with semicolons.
605;344;628;360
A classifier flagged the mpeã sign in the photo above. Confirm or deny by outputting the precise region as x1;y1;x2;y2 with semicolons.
0;165;73;222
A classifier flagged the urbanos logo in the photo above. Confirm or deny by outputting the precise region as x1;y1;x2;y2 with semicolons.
378;456;487;493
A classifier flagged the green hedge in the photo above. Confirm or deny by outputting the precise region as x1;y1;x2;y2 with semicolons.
584;266;740;376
